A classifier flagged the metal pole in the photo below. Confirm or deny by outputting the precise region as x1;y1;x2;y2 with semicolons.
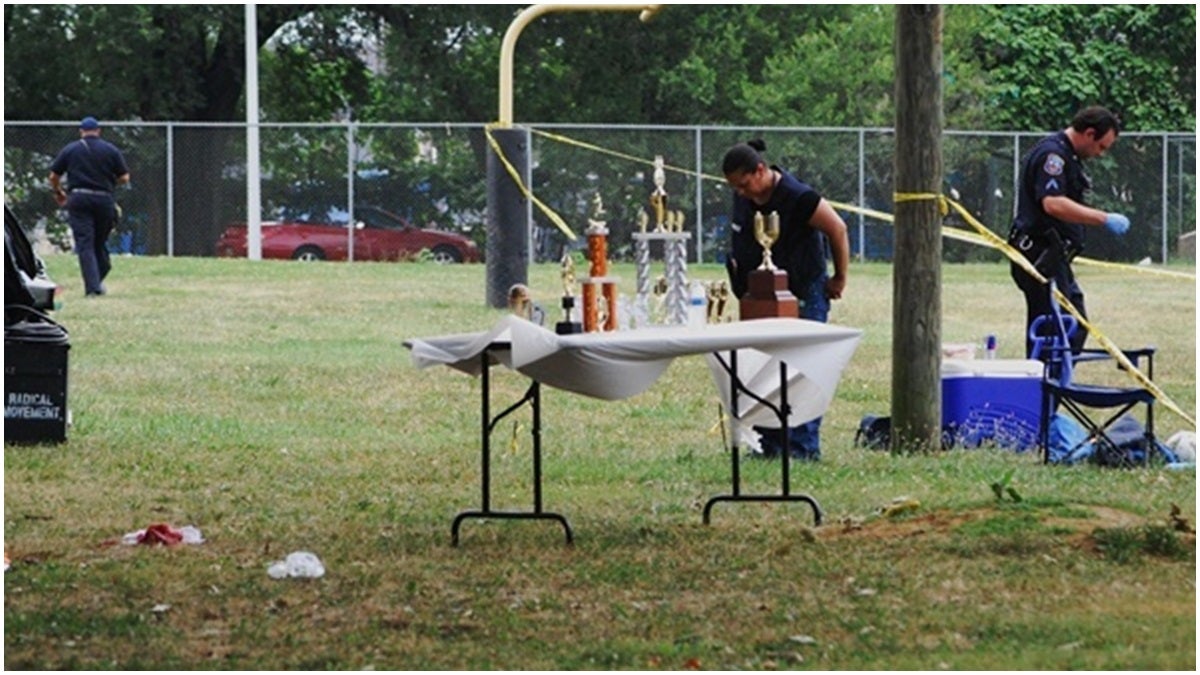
1179;138;1185;258
694;127;703;263
1012;134;1020;220
857;128;866;260
166;122;174;257
491;4;663;305
245;3;262;260
498;4;662;127
347;122;356;262
1161;133;1168;264
244;1;261;260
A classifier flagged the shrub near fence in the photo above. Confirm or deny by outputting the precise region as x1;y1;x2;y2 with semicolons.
4;122;1195;265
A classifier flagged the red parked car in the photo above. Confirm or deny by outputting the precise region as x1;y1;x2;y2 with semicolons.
216;206;479;263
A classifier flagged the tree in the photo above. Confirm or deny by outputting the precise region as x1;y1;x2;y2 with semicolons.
4;5;315;254
971;5;1196;132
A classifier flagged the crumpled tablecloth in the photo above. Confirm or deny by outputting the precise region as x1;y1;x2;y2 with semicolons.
407;315;862;429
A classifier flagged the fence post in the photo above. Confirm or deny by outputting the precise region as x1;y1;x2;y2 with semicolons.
347;122;356;262
167;122;175;257
1011;135;1020;221
857;129;866;260
1161;132;1169;264
694;127;703;263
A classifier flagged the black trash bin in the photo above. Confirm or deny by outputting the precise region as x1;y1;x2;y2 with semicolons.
5;311;70;444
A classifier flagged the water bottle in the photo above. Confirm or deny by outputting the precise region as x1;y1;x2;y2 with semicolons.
688;282;707;327
984;334;997;360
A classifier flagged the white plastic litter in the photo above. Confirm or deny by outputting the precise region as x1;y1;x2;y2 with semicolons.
178;526;204;545
1166;431;1196;463
268;551;325;579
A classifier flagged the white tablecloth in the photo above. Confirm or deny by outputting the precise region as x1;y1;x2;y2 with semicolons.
407;316;862;429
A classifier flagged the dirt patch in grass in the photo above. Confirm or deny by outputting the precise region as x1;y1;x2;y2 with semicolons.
814;503;1196;553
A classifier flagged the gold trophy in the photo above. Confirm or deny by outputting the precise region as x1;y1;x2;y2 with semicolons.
556;254;582;334
650;155;667;231
706;282;720;323
753;211;780;270
561;253;577;296
739;210;798;320
715;281;731;322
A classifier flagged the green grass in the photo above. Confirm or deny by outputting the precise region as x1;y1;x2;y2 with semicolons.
5;254;1195;670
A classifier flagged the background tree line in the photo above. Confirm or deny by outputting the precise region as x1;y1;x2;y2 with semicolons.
7;5;1192;130
4;5;1195;261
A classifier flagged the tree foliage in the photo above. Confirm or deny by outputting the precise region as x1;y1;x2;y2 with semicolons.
971;5;1196;132
5;5;1193;129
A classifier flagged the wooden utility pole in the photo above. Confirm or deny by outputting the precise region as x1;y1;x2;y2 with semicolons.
891;5;943;453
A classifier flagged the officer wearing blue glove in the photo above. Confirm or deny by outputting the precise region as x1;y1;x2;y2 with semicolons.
1008;106;1126;357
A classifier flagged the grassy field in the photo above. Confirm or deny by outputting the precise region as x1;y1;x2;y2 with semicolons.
4;253;1195;670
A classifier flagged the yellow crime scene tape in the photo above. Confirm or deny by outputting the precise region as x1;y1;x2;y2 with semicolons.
484;124;577;241
490;126;1194;428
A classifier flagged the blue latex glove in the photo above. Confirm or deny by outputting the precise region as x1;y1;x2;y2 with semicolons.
1104;213;1130;235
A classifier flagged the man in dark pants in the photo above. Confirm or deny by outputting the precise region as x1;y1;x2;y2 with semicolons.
1008;106;1129;357
49;116;130;297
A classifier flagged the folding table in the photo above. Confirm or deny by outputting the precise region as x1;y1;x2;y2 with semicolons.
406;316;862;544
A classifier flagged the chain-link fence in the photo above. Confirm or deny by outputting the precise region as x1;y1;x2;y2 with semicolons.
5;121;1195;265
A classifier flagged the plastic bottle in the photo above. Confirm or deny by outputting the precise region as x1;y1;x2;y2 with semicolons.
984;334;997;360
688;282;707;327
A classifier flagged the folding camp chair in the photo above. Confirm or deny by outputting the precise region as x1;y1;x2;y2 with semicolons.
1030;282;1159;466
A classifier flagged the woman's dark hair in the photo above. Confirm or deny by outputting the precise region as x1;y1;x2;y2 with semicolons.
1071;106;1121;138
722;139;768;176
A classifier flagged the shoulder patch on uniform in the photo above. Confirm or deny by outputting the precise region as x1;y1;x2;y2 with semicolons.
1043;153;1065;177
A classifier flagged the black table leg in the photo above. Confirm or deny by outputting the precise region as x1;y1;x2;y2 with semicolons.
703;350;823;526
452;349;573;546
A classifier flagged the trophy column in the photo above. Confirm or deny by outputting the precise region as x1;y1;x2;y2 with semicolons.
580;194;619;333
632;155;693;326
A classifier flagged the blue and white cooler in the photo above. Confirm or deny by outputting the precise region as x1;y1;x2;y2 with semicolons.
941;358;1043;451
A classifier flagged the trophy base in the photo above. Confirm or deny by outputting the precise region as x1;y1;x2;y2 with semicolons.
555;321;583;335
739;269;798;320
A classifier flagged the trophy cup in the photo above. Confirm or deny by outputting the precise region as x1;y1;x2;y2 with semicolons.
738;211;798;320
755;211;779;271
715;280;732;322
555;253;582;334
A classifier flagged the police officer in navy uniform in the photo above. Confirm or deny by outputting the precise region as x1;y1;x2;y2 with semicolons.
49;116;131;296
1008;106;1129;357
722;139;851;461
